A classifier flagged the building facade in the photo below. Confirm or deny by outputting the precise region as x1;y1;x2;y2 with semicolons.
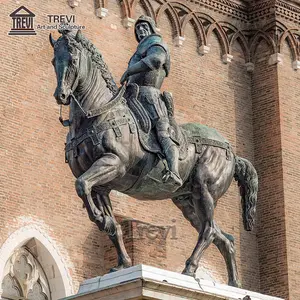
0;0;299;299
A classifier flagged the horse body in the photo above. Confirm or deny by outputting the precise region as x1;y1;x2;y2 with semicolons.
50;30;258;287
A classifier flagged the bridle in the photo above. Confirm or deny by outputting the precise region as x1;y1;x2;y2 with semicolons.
58;50;81;127
59;86;127;127
58;51;126;127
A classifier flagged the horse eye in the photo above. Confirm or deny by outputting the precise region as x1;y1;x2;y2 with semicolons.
71;58;77;65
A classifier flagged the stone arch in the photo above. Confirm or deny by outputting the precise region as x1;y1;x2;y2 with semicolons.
219;22;250;62
121;0;132;19
96;0;107;10
131;0;156;20
207;22;230;56
249;31;276;59
193;12;216;26
279;29;299;61
230;32;250;62
0;224;74;299
181;12;207;46
156;2;182;37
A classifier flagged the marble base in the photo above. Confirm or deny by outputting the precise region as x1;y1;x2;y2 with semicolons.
62;265;283;300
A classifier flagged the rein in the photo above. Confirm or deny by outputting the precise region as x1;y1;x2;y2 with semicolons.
59;84;126;127
58;45;126;126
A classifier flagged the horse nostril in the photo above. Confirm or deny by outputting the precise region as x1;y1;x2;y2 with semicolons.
61;93;66;100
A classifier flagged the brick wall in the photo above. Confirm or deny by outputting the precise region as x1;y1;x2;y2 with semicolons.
278;39;300;300
251;40;289;299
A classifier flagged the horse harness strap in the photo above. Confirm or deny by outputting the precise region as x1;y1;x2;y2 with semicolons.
70;85;126;119
65;115;135;158
188;136;231;160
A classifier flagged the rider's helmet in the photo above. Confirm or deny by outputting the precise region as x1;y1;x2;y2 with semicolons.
134;15;159;42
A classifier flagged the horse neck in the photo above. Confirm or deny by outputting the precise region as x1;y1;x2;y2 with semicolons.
69;51;115;137
75;51;114;113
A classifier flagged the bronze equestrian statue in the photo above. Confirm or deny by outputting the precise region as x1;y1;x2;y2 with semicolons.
49;16;258;287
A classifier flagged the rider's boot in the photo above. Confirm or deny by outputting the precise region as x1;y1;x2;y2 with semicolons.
163;143;182;187
156;118;183;187
159;137;182;186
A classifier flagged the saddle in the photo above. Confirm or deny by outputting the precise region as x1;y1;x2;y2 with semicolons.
124;83;189;160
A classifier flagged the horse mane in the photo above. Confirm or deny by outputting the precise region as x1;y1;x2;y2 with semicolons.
60;30;118;95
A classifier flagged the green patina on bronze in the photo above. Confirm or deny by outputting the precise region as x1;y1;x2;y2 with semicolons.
182;123;229;144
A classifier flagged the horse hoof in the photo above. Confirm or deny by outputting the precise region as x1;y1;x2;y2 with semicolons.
109;266;124;273
182;269;195;277
228;280;241;288
109;263;131;273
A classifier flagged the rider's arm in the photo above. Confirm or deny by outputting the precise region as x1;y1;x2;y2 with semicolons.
120;45;167;84
128;46;167;75
141;45;167;71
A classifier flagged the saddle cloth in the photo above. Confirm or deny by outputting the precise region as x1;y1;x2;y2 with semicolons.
124;83;189;161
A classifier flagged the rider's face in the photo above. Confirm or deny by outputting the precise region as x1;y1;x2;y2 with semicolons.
136;22;152;41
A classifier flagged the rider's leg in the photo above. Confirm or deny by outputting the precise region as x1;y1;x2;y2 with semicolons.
156;117;182;186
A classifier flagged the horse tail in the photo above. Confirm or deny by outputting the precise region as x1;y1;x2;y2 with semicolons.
234;156;258;231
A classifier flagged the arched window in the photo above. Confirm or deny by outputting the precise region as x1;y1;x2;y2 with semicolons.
1;245;51;300
0;225;73;299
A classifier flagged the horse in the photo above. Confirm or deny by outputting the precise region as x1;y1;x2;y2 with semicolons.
49;29;258;287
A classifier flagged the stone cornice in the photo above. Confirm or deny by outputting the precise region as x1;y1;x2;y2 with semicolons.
248;1;275;22
276;0;300;23
194;0;300;23
187;0;300;23
184;0;248;21
247;0;300;22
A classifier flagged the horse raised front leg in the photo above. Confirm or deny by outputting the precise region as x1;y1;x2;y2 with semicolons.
75;153;131;271
213;223;241;287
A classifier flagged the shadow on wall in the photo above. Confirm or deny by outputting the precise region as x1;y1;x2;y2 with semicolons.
82;215;170;276
81;223;107;279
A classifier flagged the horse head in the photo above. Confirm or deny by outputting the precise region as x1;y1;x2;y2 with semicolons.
49;30;82;105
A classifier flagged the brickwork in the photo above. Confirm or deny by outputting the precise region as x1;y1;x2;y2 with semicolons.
278;40;300;300
0;0;299;299
252;40;289;299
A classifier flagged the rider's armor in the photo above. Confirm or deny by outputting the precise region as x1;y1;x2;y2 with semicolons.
127;20;182;186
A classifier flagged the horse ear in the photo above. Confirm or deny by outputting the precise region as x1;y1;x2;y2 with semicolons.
75;30;83;41
49;33;56;48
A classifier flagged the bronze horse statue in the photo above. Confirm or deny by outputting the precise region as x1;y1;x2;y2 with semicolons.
49;29;258;287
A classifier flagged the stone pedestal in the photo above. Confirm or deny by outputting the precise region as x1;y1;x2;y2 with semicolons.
62;265;283;300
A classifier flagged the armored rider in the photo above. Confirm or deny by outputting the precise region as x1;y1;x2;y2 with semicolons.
120;15;182;187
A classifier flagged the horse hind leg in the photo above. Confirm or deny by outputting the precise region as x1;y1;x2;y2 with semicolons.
213;222;241;287
178;180;216;277
172;195;201;232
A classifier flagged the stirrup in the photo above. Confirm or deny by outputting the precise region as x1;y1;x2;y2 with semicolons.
162;170;183;187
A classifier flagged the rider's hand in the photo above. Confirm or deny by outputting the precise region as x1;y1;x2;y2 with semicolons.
120;71;129;85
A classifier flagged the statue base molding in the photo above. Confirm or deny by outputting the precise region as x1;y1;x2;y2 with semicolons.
62;265;283;300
